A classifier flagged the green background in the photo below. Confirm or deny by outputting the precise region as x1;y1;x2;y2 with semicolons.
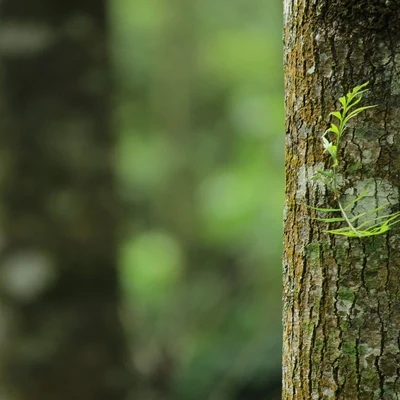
111;0;284;398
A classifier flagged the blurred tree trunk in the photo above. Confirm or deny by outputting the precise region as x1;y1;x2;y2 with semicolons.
0;1;131;399
283;1;400;399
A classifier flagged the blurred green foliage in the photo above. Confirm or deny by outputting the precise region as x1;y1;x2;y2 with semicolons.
110;0;284;398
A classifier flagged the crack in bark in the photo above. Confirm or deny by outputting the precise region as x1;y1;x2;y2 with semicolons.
375;299;385;398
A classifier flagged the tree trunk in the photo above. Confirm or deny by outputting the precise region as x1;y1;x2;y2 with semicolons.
0;1;131;399
283;1;400;399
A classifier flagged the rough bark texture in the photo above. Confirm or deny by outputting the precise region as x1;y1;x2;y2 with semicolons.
0;1;131;399
283;1;400;399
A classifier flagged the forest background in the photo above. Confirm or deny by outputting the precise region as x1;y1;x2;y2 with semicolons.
114;0;283;398
113;0;284;398
1;0;284;399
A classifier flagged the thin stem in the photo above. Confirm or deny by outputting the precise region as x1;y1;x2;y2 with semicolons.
338;200;361;237
332;165;339;199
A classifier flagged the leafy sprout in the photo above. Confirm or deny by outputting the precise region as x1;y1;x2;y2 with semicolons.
310;82;400;237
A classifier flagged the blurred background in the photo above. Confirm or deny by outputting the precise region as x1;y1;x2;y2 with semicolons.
112;0;284;398
0;0;283;399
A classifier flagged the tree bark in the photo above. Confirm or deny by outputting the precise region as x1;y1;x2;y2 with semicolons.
283;1;400;399
0;1;131;399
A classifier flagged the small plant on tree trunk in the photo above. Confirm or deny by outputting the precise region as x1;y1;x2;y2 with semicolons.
310;82;400;237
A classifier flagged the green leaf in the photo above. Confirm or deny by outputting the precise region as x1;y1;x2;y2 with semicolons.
353;81;370;92
324;229;360;237
329;111;342;121
307;206;340;212
343;187;372;210
339;96;347;108
325;145;337;159
325;227;350;232
355;212;400;230
314;217;345;223
368;225;390;234
315;169;333;177
322;136;332;149
345;94;363;110
382;212;400;226
349;204;389;223
348;82;369;99
329;123;339;135
343;105;377;125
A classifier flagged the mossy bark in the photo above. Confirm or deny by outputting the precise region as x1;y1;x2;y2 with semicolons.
283;1;400;399
0;1;131;399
